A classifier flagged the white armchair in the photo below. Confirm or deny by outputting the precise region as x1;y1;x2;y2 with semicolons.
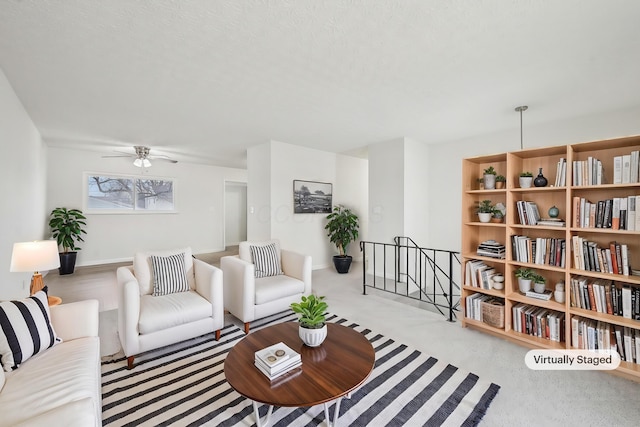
117;247;224;369
221;240;312;334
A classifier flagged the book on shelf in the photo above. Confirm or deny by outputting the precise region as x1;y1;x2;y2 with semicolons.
525;289;553;301
255;342;302;380
476;239;506;259
536;218;565;227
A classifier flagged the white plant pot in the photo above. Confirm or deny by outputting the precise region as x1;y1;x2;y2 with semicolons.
483;174;496;190
518;278;532;293
299;324;327;347
534;282;546;293
519;177;533;188
478;213;492;223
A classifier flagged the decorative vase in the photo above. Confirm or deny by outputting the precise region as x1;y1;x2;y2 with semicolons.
492;274;504;290
299;324;327;347
478;213;492;223
548;205;560;218
518;278;532;293
483;174;496;190
534;168;548;187
534;282;546;293
554;290;565;303
519;176;533;188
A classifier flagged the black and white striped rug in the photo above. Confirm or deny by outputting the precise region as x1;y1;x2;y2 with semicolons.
101;312;500;426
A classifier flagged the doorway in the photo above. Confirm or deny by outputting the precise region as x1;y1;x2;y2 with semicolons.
224;181;247;247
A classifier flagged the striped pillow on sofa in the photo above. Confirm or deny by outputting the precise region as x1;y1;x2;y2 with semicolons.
0;289;61;371
151;252;190;296
250;243;284;278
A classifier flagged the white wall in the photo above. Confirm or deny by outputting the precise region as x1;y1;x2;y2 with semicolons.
46;146;246;265
247;142;271;240
0;69;48;299
404;138;430;246
427;106;640;254
247;141;368;269
368;139;405;244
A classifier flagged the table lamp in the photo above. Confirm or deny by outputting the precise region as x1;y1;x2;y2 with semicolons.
10;240;60;296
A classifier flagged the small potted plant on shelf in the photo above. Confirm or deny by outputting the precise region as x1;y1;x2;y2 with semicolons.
49;207;87;275
477;200;494;223
291;294;329;347
515;267;536;293
483;166;497;190
491;209;504;223
519;172;534;188
532;274;547;293
495;175;506;189
325;205;359;274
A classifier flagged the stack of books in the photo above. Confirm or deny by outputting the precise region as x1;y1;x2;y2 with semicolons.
254;342;302;381
476;240;506;259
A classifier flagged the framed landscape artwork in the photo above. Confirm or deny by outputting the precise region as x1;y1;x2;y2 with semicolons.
293;180;332;214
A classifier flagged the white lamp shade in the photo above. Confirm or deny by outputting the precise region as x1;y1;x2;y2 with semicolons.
133;158;143;167
10;240;60;273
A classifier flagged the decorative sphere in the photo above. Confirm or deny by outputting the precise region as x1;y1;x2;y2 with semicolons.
548;205;559;218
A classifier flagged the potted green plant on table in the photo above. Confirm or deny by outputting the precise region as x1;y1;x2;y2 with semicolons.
483;166;497;190
515;267;536;293
49;207;87;275
519;172;534;188
477;200;494;223
291;294;329;347
325;205;359;274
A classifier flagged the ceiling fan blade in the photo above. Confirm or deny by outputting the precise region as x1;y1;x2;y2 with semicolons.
150;157;178;163
101;154;135;158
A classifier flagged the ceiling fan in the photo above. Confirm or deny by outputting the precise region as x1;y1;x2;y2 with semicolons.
102;145;178;167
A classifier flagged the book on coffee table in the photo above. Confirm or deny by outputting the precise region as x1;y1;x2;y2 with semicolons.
254;342;302;380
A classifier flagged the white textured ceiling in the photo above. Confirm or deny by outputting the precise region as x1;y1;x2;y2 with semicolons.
1;0;640;168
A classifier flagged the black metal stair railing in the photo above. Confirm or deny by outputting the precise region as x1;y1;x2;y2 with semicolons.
359;237;461;321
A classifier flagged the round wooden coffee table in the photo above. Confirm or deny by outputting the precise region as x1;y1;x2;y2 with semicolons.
225;322;375;427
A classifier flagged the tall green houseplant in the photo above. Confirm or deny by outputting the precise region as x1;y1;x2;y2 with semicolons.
49;207;87;275
325;205;359;273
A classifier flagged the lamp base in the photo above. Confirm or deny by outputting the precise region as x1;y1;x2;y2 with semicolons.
30;273;62;306
30;273;45;295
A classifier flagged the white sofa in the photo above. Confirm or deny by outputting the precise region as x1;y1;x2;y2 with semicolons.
221;240;312;333
117;247;224;369
0;299;101;427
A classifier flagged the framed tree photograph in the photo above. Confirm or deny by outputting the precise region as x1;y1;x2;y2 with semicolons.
293;180;332;214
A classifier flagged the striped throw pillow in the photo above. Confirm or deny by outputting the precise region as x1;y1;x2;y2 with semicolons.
0;290;61;371
250;243;283;278
151;252;190;296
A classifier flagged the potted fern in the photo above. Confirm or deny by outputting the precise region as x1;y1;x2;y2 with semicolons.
49;207;87;275
291;294;328;347
325;205;359;273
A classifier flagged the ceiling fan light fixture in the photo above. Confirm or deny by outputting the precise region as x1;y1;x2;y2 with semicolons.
133;158;143;167
142;159;152;168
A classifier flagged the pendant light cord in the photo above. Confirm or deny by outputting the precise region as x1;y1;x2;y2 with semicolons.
515;106;528;150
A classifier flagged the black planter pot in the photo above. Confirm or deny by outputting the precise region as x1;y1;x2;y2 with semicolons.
332;255;353;274
58;252;78;275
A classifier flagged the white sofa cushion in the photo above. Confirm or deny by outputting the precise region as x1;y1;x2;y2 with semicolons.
255;275;305;305
138;290;213;335
0;336;100;426
0;290;61;371
134;247;194;295
151;252;190;296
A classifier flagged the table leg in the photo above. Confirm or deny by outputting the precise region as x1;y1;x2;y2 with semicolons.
323;397;343;427
252;401;274;427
